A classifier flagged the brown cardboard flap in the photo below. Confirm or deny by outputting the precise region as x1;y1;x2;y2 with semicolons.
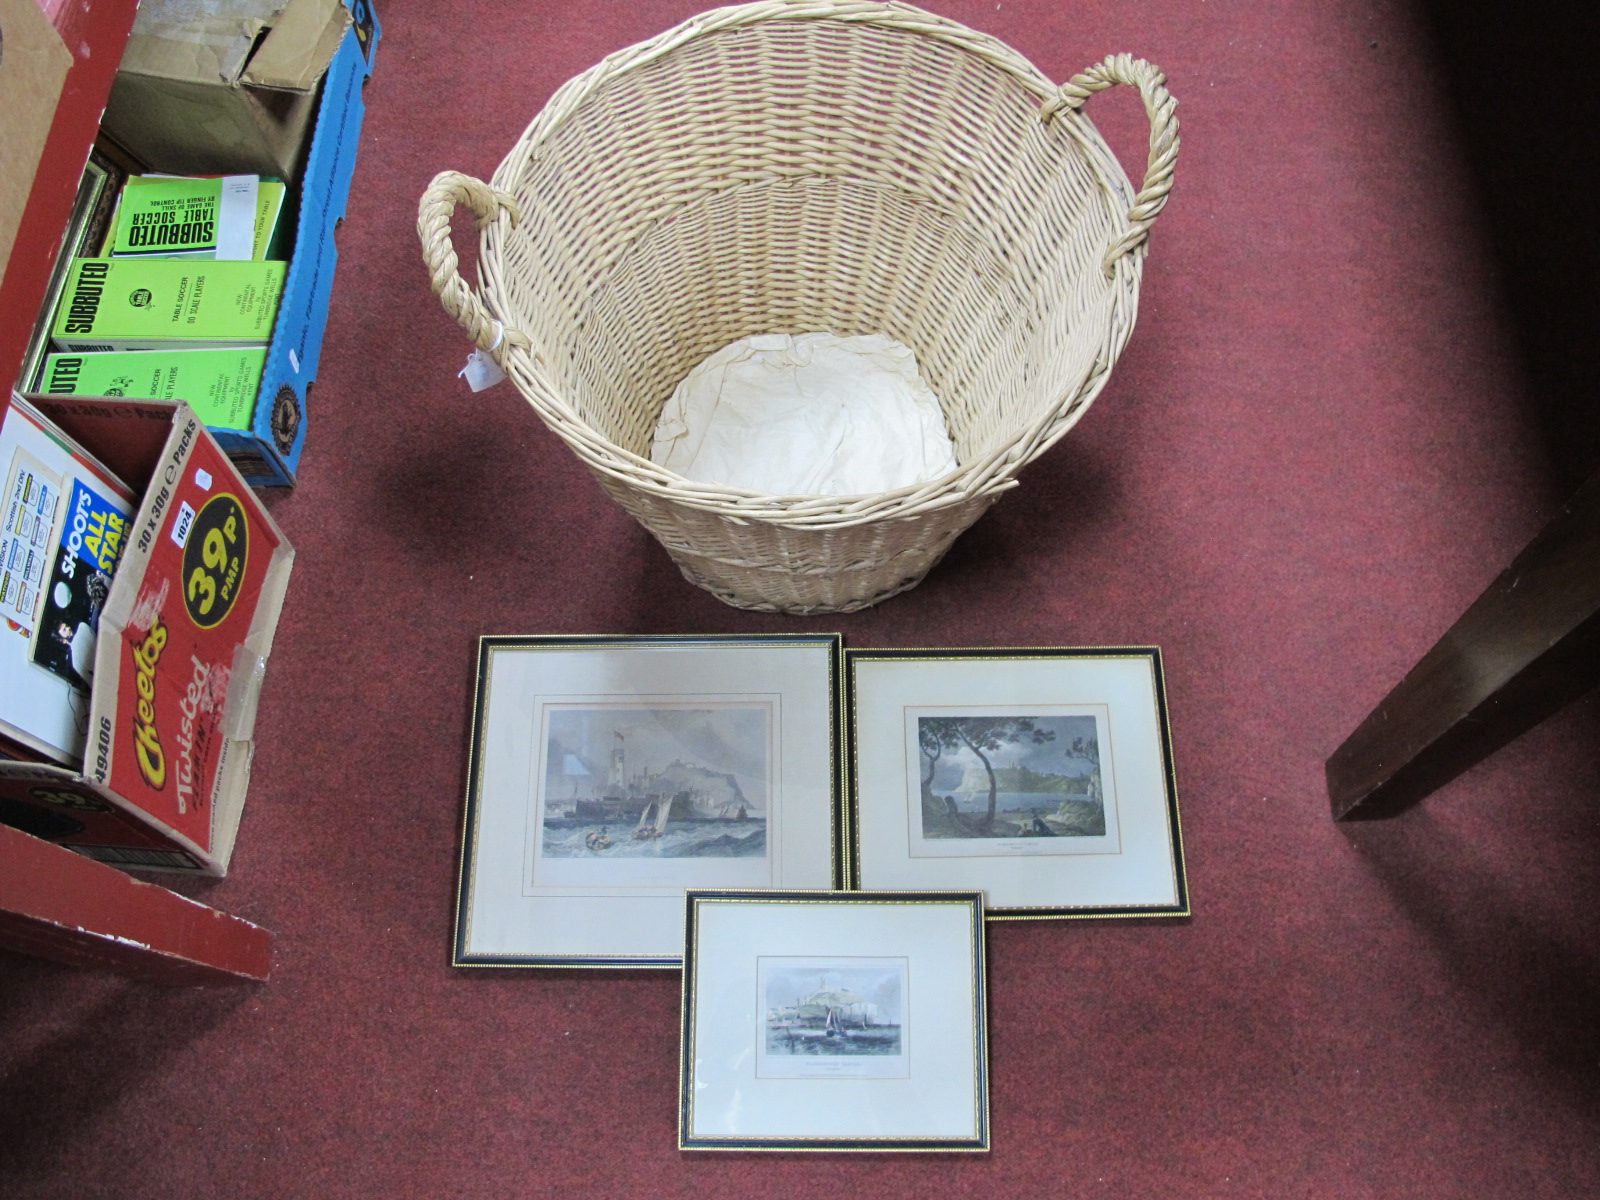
119;2;273;86
241;0;350;92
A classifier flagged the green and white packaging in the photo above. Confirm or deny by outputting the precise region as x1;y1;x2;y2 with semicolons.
50;258;287;353
40;348;267;430
109;175;288;261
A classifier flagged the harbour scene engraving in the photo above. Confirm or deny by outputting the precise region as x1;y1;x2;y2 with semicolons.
760;959;907;1065
539;704;770;860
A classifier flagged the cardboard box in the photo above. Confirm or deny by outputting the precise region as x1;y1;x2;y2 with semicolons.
63;0;383;487
0;392;295;875
101;0;352;183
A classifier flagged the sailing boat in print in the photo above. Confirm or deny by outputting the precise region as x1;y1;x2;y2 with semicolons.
632;792;674;840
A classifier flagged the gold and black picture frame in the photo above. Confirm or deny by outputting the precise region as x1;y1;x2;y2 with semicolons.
454;634;844;968
846;647;1188;919
679;889;989;1152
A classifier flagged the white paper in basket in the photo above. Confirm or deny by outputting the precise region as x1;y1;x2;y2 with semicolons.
650;333;959;497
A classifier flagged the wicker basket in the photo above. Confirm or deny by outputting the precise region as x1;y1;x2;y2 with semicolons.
418;0;1178;613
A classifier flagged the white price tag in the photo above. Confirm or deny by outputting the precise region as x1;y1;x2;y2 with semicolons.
216;175;259;260
459;349;507;392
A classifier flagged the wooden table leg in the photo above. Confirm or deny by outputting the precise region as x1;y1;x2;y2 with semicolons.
1327;469;1600;820
0;824;271;984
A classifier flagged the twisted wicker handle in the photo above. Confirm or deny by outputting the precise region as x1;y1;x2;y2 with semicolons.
1041;54;1179;276
418;171;532;354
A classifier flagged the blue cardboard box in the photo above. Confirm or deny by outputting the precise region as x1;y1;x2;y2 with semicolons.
207;0;381;486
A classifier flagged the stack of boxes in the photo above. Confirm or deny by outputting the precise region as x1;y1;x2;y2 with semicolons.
20;0;380;488
42;174;290;431
0;0;380;876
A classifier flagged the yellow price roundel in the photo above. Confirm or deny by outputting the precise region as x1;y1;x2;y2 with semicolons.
182;494;250;629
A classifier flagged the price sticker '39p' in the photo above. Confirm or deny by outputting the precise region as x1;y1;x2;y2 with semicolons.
181;494;249;629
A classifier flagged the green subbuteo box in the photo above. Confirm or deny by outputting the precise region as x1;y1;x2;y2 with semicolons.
40;348;267;430
50;258;286;353
108;175;288;261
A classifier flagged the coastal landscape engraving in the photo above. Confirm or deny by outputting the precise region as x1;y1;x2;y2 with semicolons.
538;704;770;861
914;712;1110;843
758;957;908;1078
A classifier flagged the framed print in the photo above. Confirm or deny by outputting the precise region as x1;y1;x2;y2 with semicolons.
846;648;1187;919
455;634;843;967
680;890;989;1152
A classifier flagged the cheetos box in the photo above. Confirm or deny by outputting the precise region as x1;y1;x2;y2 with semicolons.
0;394;293;875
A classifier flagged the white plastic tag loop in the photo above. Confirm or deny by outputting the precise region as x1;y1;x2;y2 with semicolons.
459;321;508;392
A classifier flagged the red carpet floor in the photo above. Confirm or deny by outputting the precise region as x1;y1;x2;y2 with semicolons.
5;1;1599;1196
